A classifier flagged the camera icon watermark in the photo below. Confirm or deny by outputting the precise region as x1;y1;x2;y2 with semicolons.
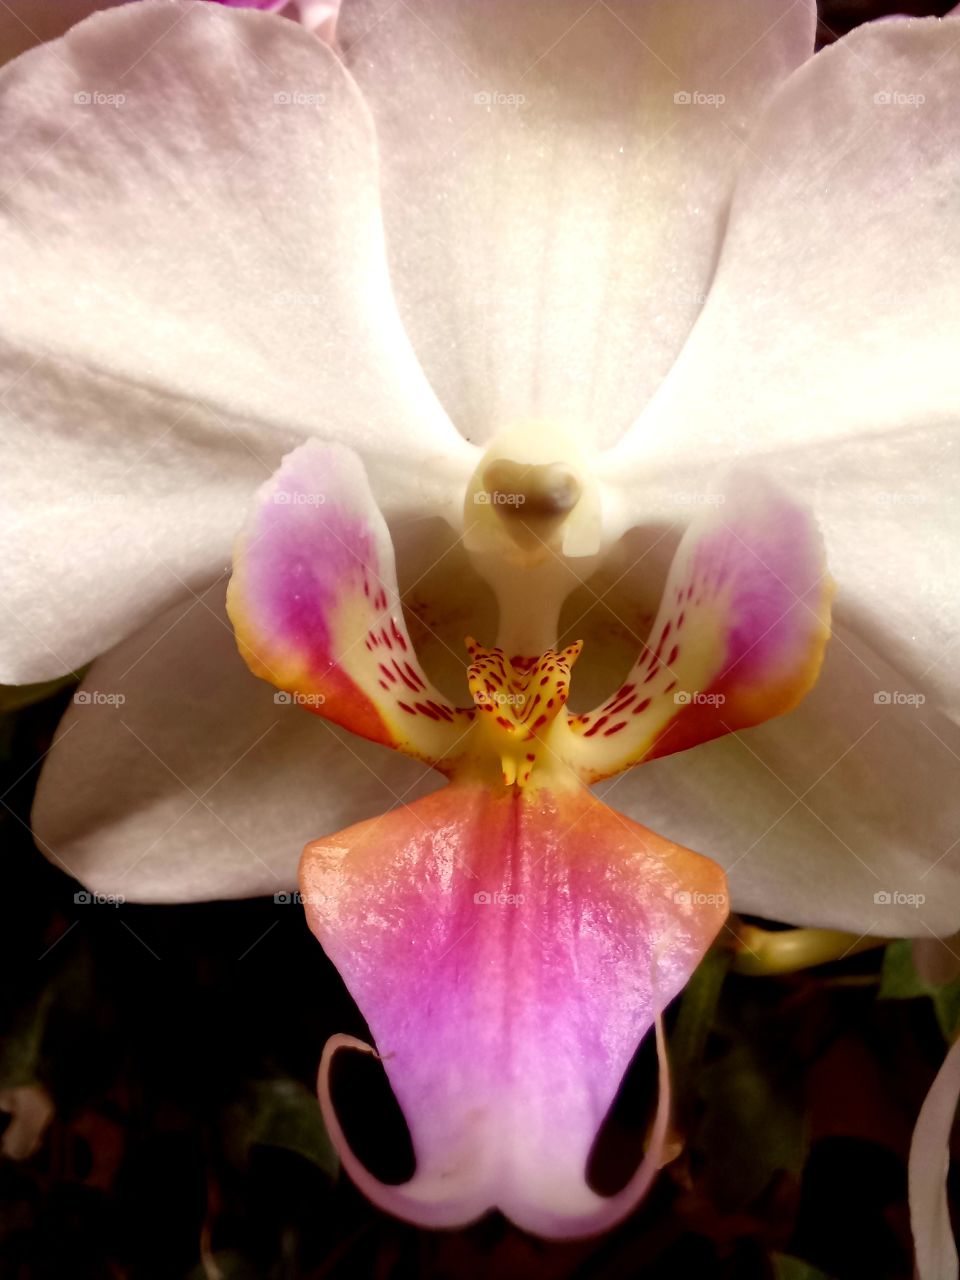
273;90;326;107
74;90;126;108
673;889;728;907
673;89;725;108
274;691;326;707
272;489;326;505
74;890;125;907
474;689;526;708
473;889;525;907
674;690;725;706
873;89;925;107
273;891;325;907
74;690;126;707
873;889;925;908
474;89;526;107
873;690;925;707
474;490;526;507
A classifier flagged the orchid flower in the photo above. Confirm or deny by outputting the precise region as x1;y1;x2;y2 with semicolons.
1;0;959;1241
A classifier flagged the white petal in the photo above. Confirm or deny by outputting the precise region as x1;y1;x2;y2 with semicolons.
0;1;475;683
290;0;340;40
1;367;281;684
606;623;960;936
600;17;960;716
31;581;441;903
340;0;814;448
909;1035;960;1280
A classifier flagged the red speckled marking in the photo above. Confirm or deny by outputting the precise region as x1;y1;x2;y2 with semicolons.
583;715;610;739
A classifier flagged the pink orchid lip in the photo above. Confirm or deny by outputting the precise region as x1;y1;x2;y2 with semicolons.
226;441;831;1235
300;782;727;1237
317;1022;672;1237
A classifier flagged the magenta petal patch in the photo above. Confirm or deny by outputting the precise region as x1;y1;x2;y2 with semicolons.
227;441;471;766
300;783;727;1237
568;469;832;781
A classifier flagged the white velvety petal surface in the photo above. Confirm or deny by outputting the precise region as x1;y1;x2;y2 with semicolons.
31;583;442;902
340;0;815;449
291;0;340;39
0;0;474;683
601;17;960;716
909;1034;960;1280
607;624;960;936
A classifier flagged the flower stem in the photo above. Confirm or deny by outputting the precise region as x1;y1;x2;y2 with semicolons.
725;916;888;976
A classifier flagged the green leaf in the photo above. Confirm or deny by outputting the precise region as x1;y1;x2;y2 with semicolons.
222;1078;338;1177
0;672;83;714
880;939;960;1041
0;990;54;1089
670;943;731;1127
185;1251;262;1280
771;1255;835;1280
698;1032;807;1211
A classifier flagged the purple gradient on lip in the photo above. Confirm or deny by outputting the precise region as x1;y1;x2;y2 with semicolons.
574;470;831;778
235;444;377;676
301;783;727;1237
226;441;413;747
227;440;462;755
691;478;826;681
